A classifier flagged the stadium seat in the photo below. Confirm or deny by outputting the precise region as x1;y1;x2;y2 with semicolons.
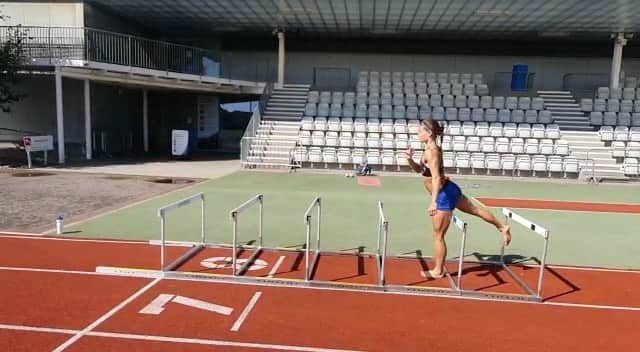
356;93;368;105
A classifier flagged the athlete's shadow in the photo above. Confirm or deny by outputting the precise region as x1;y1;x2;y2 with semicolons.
465;252;580;300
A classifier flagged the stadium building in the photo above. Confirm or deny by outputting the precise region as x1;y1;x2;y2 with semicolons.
1;0;640;180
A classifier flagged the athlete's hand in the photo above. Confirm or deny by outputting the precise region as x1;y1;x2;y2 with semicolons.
427;202;437;216
404;148;414;160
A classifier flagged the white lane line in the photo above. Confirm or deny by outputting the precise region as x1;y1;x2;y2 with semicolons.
231;292;262;332
473;196;640;206
0;234;147;245
0;231;45;236
51;278;162;352
88;330;361;352
268;256;287;278
0;323;76;335
468;195;486;208
0;266;105;276
0;323;363;352
543;301;640;311
2;265;640;313
2;235;640;275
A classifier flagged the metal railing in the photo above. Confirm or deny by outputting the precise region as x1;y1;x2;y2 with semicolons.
240;83;274;164
0;26;219;77
241;83;272;143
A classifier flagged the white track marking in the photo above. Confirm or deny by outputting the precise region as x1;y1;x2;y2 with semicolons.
0;231;45;236
231;292;262;332
472;198;640;215
3;236;639;275
0;323;76;335
138;294;175;315
468;195;486;208
474;196;640;206
267;256;286;278
172;295;233;315
0;323;362;352
95;266;640;312
544;301;640;311
0;233;147;245
51;278;161;352
89;330;361;351
0;266;112;276
1;262;640;312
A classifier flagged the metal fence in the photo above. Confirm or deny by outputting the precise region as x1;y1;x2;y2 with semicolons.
0;26;219;76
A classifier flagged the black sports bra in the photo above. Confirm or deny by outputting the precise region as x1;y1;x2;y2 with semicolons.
419;145;444;177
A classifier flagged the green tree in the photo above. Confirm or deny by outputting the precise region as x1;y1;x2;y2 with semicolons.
0;13;26;112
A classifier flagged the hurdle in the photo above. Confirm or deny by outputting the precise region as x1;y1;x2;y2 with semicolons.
376;201;389;286
230;194;264;276
303;197;321;281
450;215;469;290
303;197;385;287
500;208;550;300
98;195;550;303
382;213;468;294
158;192;206;272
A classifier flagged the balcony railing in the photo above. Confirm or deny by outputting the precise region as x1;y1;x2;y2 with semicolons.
0;26;220;77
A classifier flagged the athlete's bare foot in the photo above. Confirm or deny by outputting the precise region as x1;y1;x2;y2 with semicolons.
500;225;512;246
420;269;445;279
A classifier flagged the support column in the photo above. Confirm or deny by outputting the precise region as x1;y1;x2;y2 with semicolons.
277;30;285;88
610;33;627;89
143;89;149;153
84;80;92;160
55;66;65;164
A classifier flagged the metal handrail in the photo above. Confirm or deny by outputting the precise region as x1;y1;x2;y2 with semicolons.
0;25;219;77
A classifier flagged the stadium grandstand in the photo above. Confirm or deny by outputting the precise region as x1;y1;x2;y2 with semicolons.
3;2;640;352
1;0;640;182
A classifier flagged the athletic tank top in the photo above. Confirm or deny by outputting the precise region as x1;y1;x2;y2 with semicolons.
420;143;444;177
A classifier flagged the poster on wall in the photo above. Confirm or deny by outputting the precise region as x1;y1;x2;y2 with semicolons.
171;129;189;157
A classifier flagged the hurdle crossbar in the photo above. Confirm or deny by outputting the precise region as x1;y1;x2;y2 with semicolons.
158;192;205;271
230;194;264;276
376;201;389;286
303;197;322;281
450;215;468;290
502;208;550;300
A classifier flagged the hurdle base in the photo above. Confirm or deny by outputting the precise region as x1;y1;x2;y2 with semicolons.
96;263;543;303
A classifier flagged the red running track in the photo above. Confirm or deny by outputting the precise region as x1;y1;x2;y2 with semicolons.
0;233;639;352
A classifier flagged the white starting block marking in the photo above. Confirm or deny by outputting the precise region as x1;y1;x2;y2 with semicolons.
200;257;268;271
138;292;263;332
139;294;233;316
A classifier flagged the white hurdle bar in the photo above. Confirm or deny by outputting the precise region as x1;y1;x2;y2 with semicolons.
230;194;264;276
376;201;389;286
158;192;205;271
303;197;322;281
450;215;468;290
502;208;550;300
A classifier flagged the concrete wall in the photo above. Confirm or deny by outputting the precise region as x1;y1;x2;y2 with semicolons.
220;50;640;96
0;1;83;26
83;1;149;35
0;76;83;143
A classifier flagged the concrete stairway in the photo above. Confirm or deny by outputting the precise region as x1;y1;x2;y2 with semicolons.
561;130;625;179
538;91;593;131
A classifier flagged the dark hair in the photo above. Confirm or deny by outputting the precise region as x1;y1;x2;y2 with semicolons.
420;118;444;137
